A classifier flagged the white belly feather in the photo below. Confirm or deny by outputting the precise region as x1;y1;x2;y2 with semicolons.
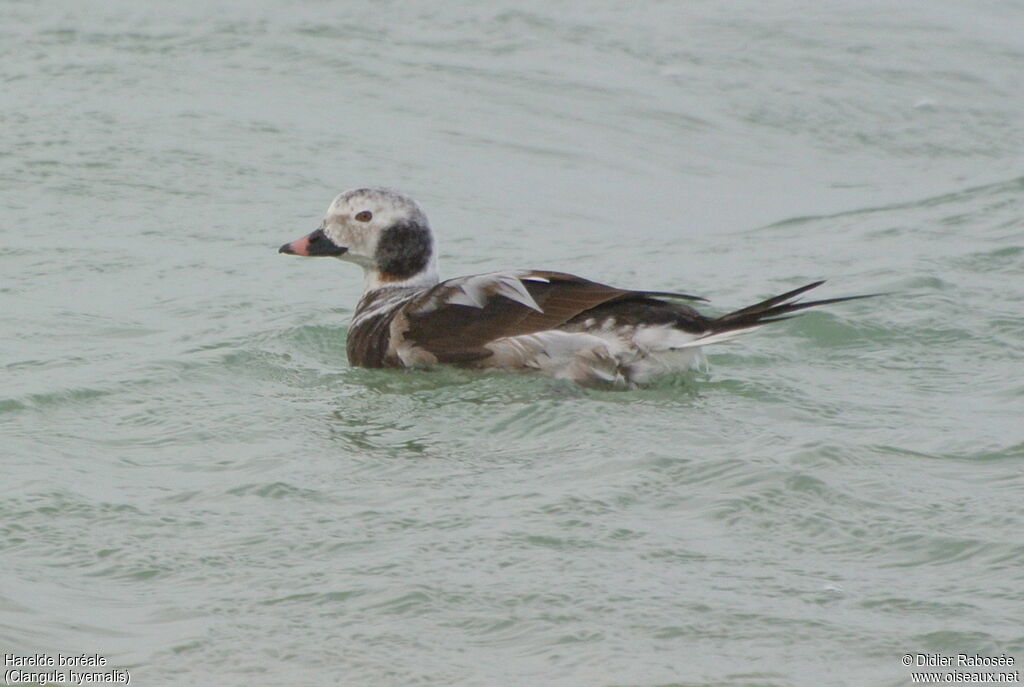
481;323;714;387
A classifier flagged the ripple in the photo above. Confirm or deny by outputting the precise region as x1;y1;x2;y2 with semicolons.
225;482;329;502
4;2;1024;685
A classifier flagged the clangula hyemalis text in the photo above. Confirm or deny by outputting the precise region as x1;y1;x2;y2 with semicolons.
279;187;870;386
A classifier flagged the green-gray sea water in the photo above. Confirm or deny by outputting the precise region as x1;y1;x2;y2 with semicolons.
2;1;1023;686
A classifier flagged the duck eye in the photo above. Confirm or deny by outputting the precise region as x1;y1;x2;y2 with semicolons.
355;210;372;222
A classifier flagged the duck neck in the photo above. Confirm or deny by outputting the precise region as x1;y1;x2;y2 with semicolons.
361;257;440;294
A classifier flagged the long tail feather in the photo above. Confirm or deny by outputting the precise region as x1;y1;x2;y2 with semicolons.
668;281;878;349
712;281;877;334
718;280;826;320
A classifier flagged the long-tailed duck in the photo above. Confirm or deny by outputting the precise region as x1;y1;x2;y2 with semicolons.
279;187;870;386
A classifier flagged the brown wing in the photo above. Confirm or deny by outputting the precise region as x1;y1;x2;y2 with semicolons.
398;270;704;364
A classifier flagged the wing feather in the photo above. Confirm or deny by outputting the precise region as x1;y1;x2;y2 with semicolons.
398;270;677;362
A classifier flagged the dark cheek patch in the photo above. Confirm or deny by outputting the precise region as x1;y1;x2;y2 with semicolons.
375;220;432;279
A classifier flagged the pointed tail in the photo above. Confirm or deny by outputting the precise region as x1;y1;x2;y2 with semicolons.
675;281;878;348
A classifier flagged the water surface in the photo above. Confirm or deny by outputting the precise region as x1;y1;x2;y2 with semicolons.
2;1;1023;685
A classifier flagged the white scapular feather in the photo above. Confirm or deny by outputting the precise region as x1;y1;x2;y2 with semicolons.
448;284;487;308
495;274;543;312
446;272;543;312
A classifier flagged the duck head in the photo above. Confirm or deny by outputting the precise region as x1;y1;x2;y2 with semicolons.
279;187;439;291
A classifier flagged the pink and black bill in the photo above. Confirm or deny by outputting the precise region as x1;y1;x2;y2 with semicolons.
279;228;347;257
